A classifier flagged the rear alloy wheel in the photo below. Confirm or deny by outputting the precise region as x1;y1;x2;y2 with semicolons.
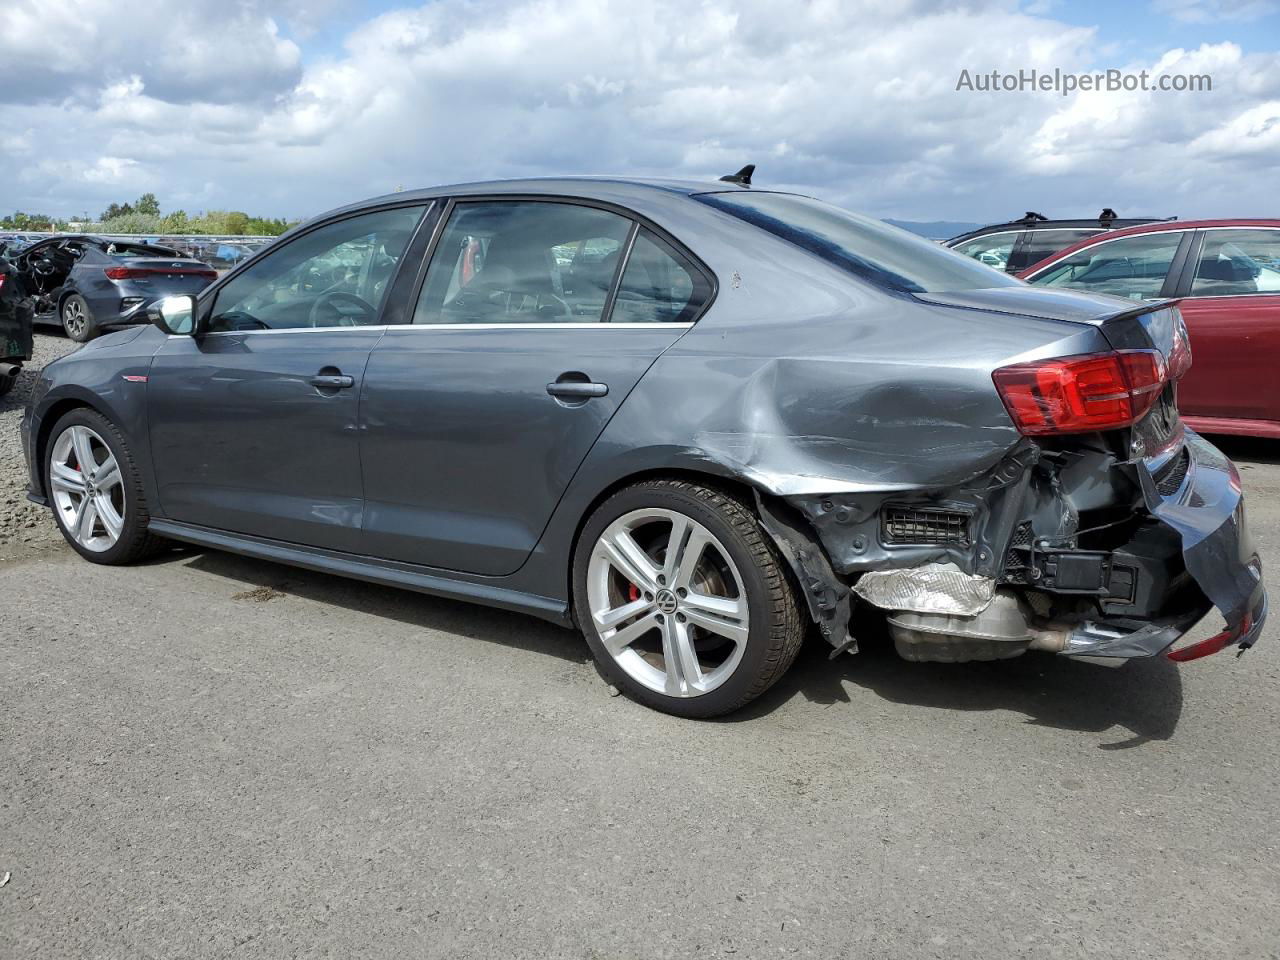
45;408;163;564
61;294;95;342
574;479;805;718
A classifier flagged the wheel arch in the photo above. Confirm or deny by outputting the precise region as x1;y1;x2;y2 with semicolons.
31;389;137;500
34;396;104;490
562;465;844;643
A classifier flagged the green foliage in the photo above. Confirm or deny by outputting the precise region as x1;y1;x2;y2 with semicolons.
7;196;297;237
99;212;163;234
134;193;161;217
0;211;59;231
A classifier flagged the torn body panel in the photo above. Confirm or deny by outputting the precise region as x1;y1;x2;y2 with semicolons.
785;397;1263;661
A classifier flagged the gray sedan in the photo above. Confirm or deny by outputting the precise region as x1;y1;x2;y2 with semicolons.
11;235;216;342
20;175;1266;717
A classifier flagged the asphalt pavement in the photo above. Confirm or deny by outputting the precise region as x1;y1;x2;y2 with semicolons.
2;335;1278;959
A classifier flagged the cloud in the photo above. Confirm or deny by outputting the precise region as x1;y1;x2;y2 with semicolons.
2;0;1278;223
1152;0;1279;23
0;0;301;106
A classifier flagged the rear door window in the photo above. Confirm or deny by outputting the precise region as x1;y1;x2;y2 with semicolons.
1029;232;1186;300
412;201;634;324
1190;229;1280;297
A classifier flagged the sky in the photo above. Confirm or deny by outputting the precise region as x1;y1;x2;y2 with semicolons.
1;0;1278;225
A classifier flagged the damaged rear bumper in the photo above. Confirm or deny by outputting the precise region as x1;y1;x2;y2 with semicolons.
1136;430;1266;657
765;428;1265;663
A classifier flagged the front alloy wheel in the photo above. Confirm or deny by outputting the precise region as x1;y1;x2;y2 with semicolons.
575;479;805;718
49;424;125;551
45;408;163;564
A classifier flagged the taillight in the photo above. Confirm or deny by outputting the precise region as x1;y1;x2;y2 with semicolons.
993;349;1166;435
0;274;5;293
104;266;217;281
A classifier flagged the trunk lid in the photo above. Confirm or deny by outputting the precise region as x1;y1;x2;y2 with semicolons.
110;258;217;293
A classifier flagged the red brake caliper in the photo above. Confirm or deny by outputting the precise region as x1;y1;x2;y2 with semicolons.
627;583;641;603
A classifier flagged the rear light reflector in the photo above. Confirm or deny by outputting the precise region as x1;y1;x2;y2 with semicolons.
104;266;217;281
1167;613;1251;662
993;349;1166;435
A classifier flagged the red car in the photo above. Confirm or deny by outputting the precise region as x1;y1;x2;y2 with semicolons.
1019;219;1280;438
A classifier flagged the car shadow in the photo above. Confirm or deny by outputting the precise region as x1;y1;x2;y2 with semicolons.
175;547;588;665
1203;434;1280;467
733;624;1184;749
163;547;1182;744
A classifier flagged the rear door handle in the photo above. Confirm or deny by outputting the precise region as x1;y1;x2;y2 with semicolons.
309;374;355;389
546;381;608;399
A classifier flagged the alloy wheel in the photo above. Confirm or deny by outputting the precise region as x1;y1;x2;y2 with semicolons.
62;298;87;339
48;424;125;552
586;508;750;697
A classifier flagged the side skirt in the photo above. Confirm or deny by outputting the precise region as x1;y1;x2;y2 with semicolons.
148;519;573;626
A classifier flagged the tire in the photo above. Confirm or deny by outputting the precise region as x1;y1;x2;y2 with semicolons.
61;293;95;342
573;478;805;718
44;407;164;564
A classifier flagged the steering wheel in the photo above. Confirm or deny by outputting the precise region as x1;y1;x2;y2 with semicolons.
537;292;574;320
308;290;376;328
30;256;58;277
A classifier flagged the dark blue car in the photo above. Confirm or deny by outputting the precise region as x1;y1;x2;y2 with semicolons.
12;235;216;342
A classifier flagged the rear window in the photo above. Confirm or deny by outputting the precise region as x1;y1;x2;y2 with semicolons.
103;242;186;259
696;192;1021;294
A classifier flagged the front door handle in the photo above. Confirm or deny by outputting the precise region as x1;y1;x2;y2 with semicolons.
309;373;355;389
546;381;608;399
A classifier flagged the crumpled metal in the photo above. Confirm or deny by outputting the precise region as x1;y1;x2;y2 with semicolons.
851;561;996;617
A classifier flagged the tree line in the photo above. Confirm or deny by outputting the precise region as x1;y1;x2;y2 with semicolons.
1;193;296;236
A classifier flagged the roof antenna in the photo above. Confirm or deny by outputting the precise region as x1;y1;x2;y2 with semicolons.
719;164;755;186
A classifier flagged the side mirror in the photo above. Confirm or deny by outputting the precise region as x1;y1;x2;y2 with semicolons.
149;295;197;336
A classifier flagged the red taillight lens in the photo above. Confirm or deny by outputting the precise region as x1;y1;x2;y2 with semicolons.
104;266;217;281
1167;613;1250;662
0;274;6;293
993;349;1166;435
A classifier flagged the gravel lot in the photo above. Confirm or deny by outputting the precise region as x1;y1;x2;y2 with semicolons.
0;333;78;558
3;333;1279;959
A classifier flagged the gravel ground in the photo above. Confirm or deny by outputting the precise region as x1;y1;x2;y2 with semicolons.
2;334;1279;959
0;333;78;557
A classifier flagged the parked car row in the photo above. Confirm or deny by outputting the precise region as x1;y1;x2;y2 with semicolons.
19;173;1266;718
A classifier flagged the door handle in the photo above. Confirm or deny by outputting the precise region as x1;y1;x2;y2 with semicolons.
546;381;608;399
309;374;354;389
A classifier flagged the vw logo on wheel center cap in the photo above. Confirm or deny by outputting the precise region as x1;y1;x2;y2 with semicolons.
655;588;679;614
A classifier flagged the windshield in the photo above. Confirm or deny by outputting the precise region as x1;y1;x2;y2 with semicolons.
696;192;1022;294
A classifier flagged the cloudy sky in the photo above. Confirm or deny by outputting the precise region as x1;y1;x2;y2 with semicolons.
2;0;1278;224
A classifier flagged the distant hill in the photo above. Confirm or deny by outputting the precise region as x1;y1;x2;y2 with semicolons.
885;219;984;241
